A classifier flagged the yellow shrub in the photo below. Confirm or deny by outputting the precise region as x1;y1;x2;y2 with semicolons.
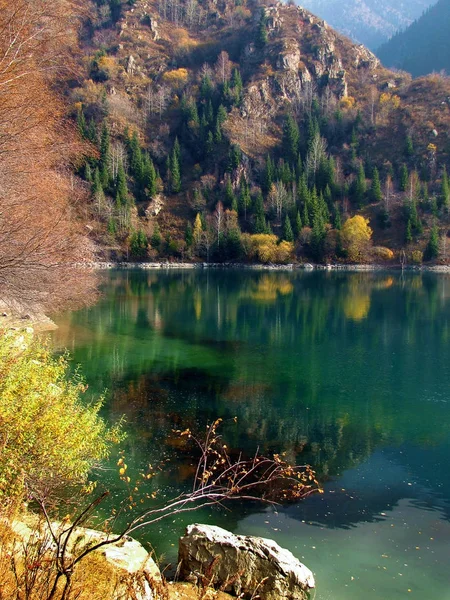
162;68;189;89
0;330;122;502
372;246;394;260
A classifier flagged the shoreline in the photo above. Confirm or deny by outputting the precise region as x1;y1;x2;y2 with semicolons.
78;261;450;272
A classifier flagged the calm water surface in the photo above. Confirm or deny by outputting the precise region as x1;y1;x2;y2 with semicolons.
51;270;450;600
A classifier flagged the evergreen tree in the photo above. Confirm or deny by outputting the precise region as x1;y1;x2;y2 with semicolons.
333;203;342;230
405;134;414;158
295;210;302;237
405;218;413;244
100;121;111;167
425;224;439;260
228;144;242;171
129;130;143;181
254;191;267;233
185;222;193;247
370;167;382;203
263;155;275;193
200;74;214;101
399;164;409;191
256;10;268;48
141;154;157;198
87;118;98;145
238;178;251;220
282;114;299;165
231;69;243;105
84;162;93;183
92;167;103;195
352;163;366;208
116;163;128;206
77;108;87;138
283;215;294;242
130;229;148;259
224;179;236;208
151;223;161;249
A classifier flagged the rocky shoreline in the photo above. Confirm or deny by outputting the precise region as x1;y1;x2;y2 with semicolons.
79;260;450;272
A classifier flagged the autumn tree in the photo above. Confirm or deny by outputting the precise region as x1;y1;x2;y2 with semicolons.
341;216;373;262
0;0;96;310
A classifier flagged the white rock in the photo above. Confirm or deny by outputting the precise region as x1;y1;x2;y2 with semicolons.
178;523;315;600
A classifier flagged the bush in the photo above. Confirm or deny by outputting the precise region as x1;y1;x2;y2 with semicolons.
410;249;423;264
372;246;394;261
0;330;122;504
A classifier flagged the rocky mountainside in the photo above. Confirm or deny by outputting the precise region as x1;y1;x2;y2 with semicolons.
70;0;450;265
377;0;450;77
299;0;434;50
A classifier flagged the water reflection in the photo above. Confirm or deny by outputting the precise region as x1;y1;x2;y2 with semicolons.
51;270;450;598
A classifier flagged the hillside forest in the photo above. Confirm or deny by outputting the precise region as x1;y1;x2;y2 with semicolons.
2;0;450;303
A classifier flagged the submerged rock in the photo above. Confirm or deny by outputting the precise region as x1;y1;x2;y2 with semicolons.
178;524;315;599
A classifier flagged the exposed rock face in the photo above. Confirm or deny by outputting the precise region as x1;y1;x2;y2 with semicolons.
178;524;315;600
146;193;165;217
67;527;163;600
127;54;136;75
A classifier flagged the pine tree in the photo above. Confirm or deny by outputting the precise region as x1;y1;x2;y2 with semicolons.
100;121;111;167
151;223;161;249
405;218;413;244
333;203;342;230
224;179;236;208
87;118;98;145
116;163;128;206
283;215;294;242
142;154;157;198
425;225;439;260
263;155;275;193
200;74;214;101
185;222;193;247
228;144;242;171
256;10;268;48
231;69;243;105
405;134;414;158
282;114;299;166
295;210;302;237
238;178;251;220
77;108;88;138
253;192;266;233
353;163;366;208
399;164;409;191
169;143;181;193
370;167;382;203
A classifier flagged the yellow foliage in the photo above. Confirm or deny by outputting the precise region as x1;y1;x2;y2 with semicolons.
162;68;189;88
343;293;371;321
0;330;122;502
241;234;293;264
372;246;394;261
379;92;401;109
410;250;423;264
340;96;355;109
341;216;372;262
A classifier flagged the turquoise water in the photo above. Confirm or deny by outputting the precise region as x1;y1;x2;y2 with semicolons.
51;269;450;599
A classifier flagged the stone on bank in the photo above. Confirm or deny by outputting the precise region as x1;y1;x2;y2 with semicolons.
178;523;315;599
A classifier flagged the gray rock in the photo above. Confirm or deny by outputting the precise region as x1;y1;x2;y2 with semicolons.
178;524;315;600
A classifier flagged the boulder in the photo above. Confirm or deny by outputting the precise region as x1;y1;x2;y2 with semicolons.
178;524;315;600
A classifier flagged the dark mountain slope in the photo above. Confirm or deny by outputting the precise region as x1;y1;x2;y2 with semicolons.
377;0;450;77
299;0;434;50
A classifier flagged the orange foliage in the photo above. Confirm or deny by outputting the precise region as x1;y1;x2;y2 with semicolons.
0;0;96;309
